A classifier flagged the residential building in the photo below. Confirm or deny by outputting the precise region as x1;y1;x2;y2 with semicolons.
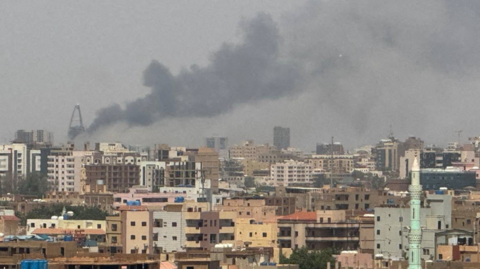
273;126;290;150
216;198;277;221
416;168;476;190
194;147;220;193
374;193;452;261
235;218;277;248
15;129;54;148
47;150;86;192
316;142;345;155
229;140;275;161
306;155;354;174
0;142;27;181
270;160;312;186
205;136;229;160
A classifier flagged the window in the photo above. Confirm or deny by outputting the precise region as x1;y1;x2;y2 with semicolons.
131;221;136;226
142;222;147;227
247;212;250;216
131;235;136;240
377;216;380;222
263;233;267;237
142;235;147;240
399;244;402;249
439;254;443;260
112;236;117;243
112;224;117;231
173;236;177;241
249;232;253;237
172;222;177;227
377;244;380;249
377;230;380;235
31;223;35;228
97;224;102;229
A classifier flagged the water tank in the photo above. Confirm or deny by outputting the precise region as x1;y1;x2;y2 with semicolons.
64;235;73;242
58;216;64;220
21;260;33;269
96;180;104;185
134;200;141;206
66;211;74;216
40;260;48;269
126;201;136;206
51;216;58;220
435;190;444;195
30;260;40;269
174;197;185;203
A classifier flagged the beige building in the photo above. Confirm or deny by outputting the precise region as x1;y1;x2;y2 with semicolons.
270;160;312;186
234;218;277;248
194;147;220;193
306;154;354;174
105;206;153;254
216;198;277;221
229;140;275;161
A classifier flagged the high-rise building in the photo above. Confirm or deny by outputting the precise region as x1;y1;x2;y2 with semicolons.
205;137;228;159
15;129;54;148
273;126;290;150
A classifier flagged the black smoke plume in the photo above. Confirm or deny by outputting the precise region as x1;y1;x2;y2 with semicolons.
88;13;300;134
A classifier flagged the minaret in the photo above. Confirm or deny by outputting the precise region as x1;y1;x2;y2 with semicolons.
408;157;422;269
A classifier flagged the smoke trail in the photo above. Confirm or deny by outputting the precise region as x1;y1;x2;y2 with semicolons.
88;13;300;133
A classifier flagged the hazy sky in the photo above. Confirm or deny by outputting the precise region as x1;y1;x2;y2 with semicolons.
2;1;480;151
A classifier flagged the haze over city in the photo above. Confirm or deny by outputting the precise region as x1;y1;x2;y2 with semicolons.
2;0;480;150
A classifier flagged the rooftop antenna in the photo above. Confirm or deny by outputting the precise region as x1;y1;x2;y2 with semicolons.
68;104;85;140
456;130;463;145
330;136;334;188
388;124;394;140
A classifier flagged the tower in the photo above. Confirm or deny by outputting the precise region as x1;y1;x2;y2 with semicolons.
408;157;422;269
273;126;290;150
68;104;85;140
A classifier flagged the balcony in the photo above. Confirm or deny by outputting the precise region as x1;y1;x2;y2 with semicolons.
220;226;235;234
185;241;200;248
306;236;359;241
185;226;201;234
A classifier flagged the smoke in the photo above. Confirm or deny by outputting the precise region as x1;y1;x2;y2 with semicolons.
87;1;480;149
88;13;301;133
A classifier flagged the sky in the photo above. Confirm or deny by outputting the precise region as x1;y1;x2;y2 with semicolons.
1;1;480;151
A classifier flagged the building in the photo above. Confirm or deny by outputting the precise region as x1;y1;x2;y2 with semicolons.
374;193;452;262
194;148;220;193
307;155;354;174
47;150;86;192
416;168;476;190
139;161;166;192
316;142;345;155
229;140;275;161
216;198;277;221
85;152;146;193
205;136;228;160
270;160;312;186
277;210;373;252
105;206;153;254
375;138;403;172
0;143;27;182
408;157;422;269
15;129;54;148
273;126;290;150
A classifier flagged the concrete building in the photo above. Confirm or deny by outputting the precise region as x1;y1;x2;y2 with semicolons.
375;138;403;172
15;129;54;148
316;142;345;155
216;198;277;221
277;210;373;252
194;148;220;193
417;168;476;190
105;206;153;254
307;155;354;174
229;140;275;161
374;193;452;262
139;161;166;192
234;218;277;248
205;136;228;160
47;150;86;192
400;149;421;179
270;160;312;186
0;143;27;181
273;126;290;150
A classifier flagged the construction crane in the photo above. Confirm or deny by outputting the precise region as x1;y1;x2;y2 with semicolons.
68;104;85;140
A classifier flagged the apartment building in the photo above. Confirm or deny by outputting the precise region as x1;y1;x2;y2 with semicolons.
194;147;220;193
306;155;354;174
374;193;452;261
229;140;275;161
105;206;153;254
47;149;86;192
0;143;27;181
216;198;277;221
85;152;146;193
277;210;371;252
270;160;312;186
235;218;278;248
153;204;184;252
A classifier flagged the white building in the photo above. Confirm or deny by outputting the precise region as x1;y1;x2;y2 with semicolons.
152;210;183;252
270;159;312;186
0;143;28;180
139;161;167;192
47;151;88;192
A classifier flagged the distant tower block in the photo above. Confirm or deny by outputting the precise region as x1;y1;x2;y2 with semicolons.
68;104;85;140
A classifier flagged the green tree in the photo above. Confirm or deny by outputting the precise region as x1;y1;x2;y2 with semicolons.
25;203;108;221
280;247;336;269
18;172;49;197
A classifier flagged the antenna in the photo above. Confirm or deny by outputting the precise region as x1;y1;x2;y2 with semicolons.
68;104;85;140
456;130;463;145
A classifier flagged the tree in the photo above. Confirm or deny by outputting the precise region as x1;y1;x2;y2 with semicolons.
18;172;49;197
25;203;108;221
280;247;336;269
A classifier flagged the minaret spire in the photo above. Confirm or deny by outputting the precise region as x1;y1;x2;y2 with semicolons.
408;156;422;269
